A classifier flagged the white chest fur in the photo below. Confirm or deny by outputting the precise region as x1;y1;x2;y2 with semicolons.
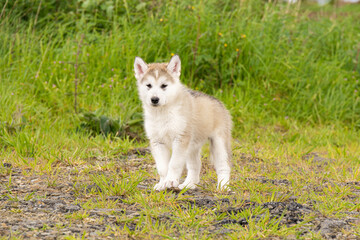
144;106;186;144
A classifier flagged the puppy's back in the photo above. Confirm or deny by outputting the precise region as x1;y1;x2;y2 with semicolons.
186;89;232;139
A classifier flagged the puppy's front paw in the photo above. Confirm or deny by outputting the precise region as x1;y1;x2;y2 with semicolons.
154;182;165;191
153;179;179;191
179;181;197;190
217;183;231;192
164;179;179;189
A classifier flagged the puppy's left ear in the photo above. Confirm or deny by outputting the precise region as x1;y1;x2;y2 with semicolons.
167;54;181;79
134;57;148;80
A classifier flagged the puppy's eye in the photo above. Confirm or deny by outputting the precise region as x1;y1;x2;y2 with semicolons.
146;84;152;88
160;84;168;89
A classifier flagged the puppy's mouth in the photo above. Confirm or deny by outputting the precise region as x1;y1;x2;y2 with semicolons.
151;103;160;107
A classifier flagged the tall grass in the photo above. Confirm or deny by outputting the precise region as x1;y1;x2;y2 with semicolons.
0;0;359;150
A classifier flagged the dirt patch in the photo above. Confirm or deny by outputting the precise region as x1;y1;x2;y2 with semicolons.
245;176;291;186
302;152;335;166
212;201;312;231
315;218;360;239
1;158;360;239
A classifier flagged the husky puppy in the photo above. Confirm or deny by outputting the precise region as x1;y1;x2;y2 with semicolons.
134;55;232;191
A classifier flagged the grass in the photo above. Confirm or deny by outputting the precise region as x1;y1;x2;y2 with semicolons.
0;0;360;239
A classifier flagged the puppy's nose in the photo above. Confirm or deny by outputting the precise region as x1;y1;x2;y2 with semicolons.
151;97;159;105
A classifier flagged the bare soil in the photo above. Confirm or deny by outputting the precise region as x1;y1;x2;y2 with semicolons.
1;151;360;239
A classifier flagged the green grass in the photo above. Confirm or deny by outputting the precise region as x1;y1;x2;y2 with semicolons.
0;0;360;239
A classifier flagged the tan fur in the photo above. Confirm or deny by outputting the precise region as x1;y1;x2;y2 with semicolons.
141;63;175;84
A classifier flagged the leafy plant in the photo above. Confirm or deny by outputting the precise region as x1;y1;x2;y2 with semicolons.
78;109;142;138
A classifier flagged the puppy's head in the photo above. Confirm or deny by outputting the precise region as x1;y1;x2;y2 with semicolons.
134;55;181;108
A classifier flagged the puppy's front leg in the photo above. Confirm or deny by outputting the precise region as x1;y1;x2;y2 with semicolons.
162;139;188;189
151;142;171;191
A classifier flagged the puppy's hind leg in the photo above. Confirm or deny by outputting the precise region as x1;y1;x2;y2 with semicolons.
210;136;231;190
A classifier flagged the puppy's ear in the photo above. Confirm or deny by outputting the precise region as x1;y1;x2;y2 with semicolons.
134;57;148;80
167;54;181;79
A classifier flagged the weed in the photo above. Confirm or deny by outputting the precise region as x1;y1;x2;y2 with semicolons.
90;171;145;197
65;211;89;221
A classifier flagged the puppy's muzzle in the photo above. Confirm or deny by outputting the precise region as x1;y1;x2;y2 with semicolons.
151;97;160;106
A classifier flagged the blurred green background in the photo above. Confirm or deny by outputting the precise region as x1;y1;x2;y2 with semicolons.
0;0;359;157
